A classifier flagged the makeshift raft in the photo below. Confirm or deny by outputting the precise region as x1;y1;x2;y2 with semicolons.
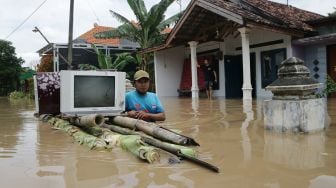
39;114;219;173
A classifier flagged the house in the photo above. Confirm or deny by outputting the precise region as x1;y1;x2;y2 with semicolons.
146;0;336;99
37;23;139;71
292;16;336;98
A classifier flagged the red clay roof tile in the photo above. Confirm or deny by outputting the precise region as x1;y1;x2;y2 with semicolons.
77;24;120;45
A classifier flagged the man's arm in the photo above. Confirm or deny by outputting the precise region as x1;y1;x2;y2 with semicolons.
126;93;166;122
128;111;166;121
214;70;217;82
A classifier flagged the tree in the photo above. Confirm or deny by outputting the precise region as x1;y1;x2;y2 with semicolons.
95;0;182;70
0;40;24;96
79;44;140;79
37;54;53;72
112;52;141;79
328;7;336;17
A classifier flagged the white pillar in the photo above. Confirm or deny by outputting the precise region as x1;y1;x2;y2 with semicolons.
53;44;59;72
238;27;253;100
220;42;226;97
241;99;253;162
188;41;199;98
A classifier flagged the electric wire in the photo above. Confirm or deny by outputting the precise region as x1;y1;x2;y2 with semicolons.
5;0;49;39
85;0;101;24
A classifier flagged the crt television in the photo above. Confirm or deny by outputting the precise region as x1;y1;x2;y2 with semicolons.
60;70;126;116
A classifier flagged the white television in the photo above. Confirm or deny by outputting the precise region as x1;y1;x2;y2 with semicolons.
60;70;126;116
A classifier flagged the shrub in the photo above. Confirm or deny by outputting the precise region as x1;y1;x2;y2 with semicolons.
9;91;26;99
316;75;336;98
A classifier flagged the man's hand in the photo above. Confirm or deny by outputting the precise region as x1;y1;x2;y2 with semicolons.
127;110;151;121
127;110;165;122
127;110;138;119
135;110;151;121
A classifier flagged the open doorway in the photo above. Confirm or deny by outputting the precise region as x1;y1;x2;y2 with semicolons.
224;53;256;98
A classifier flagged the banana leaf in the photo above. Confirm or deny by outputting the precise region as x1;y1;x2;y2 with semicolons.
48;117;108;150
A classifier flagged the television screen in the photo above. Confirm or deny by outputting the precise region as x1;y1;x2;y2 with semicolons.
74;76;115;108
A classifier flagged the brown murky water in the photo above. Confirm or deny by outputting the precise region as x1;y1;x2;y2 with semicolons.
0;97;335;188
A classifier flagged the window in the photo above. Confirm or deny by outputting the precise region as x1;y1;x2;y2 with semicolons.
261;48;286;88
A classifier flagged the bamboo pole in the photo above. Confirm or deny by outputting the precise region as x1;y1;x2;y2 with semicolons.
70;114;105;127
102;123;197;157
111;116;200;146
65;114;105;137
142;137;219;173
41;115;217;171
102;122;219;172
46;116;160;163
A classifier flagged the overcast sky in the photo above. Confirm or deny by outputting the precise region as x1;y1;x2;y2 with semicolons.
0;0;335;68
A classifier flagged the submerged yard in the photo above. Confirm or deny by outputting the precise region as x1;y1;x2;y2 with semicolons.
0;97;335;188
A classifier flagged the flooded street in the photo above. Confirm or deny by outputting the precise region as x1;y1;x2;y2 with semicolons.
0;96;336;188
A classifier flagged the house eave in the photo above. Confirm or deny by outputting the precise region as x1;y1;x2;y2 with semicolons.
246;22;306;38
292;33;336;46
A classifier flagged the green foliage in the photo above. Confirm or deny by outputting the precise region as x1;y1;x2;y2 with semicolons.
80;44;139;78
25;78;35;99
113;52;140;79
324;76;336;95
113;52;139;70
9;91;26;99
19;68;35;80
78;64;98;70
316;75;336;98
8;77;35;100
0;40;24;96
328;7;336;17
37;54;53;72
91;44;113;69
95;0;182;70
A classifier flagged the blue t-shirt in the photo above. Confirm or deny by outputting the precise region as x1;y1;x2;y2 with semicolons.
125;90;164;114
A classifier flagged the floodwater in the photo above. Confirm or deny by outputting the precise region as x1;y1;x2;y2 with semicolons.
0;97;336;188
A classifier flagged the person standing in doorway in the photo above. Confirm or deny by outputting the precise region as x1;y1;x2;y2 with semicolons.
125;70;166;122
200;59;217;99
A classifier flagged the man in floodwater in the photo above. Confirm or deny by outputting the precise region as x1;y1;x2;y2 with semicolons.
125;70;166;122
200;59;217;99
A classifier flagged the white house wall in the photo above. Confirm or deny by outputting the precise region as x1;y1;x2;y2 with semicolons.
225;28;292;98
154;46;186;97
154;29;292;98
293;44;327;93
303;45;327;85
292;45;305;60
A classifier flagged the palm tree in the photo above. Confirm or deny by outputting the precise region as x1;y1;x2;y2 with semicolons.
95;0;182;70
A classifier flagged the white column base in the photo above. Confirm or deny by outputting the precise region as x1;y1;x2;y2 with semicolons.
242;87;252;100
191;88;199;98
188;41;199;99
